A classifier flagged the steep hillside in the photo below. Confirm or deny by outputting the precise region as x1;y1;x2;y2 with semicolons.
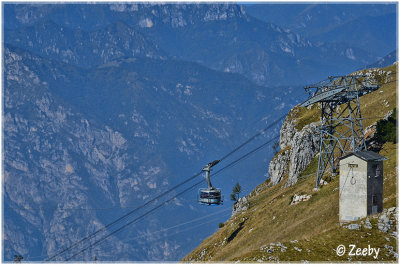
183;64;397;262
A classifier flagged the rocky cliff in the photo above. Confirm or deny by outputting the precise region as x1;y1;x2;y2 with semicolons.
268;107;320;187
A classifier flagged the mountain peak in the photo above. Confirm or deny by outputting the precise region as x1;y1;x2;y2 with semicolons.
110;3;248;28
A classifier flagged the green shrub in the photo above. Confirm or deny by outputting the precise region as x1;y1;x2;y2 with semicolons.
374;108;397;144
219;222;225;228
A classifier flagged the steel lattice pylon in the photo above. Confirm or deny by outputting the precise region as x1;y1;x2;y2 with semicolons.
300;75;379;188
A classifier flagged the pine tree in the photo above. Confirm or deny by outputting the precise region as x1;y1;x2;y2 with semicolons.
233;182;241;195
230;182;241;202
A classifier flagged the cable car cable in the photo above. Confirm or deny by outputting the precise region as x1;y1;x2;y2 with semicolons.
64;134;281;261
45;170;203;261
65;179;204;261
47;114;285;261
84;207;232;252
213;135;280;177
28;208;231;261
12;114;287;214
218;113;286;163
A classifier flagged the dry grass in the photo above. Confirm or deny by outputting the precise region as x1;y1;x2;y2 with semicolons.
291;103;320;131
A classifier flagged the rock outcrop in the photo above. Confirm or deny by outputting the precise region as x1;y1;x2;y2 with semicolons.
286;122;320;186
279;112;298;150
378;207;397;233
345;223;361;230
290;193;312;205
268;116;320;186
363;217;372;229
268;149;290;185
232;196;249;216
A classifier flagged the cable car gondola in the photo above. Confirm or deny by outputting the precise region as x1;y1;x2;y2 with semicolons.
198;160;223;205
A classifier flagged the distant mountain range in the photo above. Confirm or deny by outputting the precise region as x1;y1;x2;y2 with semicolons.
367;50;397;69
4;3;394;86
245;3;396;54
3;2;397;262
4;20;167;67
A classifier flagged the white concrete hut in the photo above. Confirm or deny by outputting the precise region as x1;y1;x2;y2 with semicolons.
339;151;387;223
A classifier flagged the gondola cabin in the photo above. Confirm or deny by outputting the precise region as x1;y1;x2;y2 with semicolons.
198;160;223;205
198;188;223;205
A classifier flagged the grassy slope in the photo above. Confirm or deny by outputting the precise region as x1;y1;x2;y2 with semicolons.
182;64;397;262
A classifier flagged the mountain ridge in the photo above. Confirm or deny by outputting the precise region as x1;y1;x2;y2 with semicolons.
4;3;384;86
4;19;168;68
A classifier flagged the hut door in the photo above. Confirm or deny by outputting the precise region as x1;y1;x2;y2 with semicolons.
372;195;378;214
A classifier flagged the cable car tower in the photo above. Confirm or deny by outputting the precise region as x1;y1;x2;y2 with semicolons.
198;160;223;205
300;75;379;188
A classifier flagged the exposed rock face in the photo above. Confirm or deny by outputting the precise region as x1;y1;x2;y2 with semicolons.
345;223;361;230
232;197;249;216
286;122;320;186
364;217;372;229
268;149;290;185
364;122;377;141
378;207;397;233
279;114;298;150
383;109;394;120
268;114;320;186
290;194;312;205
267;109;297;186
